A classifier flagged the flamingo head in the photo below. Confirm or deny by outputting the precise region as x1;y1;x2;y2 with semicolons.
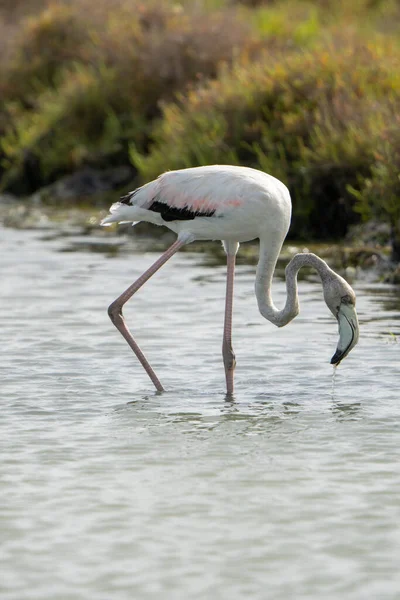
323;276;359;365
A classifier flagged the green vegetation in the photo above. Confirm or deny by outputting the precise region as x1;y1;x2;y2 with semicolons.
350;119;400;261
0;0;253;191
0;0;399;259
133;42;399;242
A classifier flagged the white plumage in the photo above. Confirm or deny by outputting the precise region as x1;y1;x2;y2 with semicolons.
101;165;291;242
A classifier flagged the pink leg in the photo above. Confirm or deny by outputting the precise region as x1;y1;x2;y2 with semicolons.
222;243;238;395
108;237;186;392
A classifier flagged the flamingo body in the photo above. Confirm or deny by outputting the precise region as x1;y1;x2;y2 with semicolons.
101;165;292;244
102;165;359;394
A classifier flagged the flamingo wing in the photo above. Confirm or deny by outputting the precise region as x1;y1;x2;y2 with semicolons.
109;165;266;227
146;200;216;221
119;171;221;221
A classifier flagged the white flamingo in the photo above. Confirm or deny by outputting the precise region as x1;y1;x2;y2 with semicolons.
102;165;359;394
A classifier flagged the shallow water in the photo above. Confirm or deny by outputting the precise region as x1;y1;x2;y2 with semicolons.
1;225;400;600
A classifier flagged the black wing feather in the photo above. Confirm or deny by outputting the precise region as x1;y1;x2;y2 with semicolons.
120;188;142;205
147;200;215;222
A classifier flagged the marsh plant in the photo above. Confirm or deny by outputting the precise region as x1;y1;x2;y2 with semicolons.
0;0;399;258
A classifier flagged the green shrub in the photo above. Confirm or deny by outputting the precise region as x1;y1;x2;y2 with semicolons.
0;0;254;190
350;117;400;261
0;4;90;103
1;65;145;192
0;2;91;185
133;41;400;239
1;0;400;224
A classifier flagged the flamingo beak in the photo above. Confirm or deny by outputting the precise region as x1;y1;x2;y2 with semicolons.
330;303;359;365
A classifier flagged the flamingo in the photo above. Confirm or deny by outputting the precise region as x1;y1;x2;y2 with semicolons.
101;165;359;394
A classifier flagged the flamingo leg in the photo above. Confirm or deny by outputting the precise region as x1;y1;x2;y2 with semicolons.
108;237;186;392
222;243;238;395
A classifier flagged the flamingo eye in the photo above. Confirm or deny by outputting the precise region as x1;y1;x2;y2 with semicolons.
340;294;355;307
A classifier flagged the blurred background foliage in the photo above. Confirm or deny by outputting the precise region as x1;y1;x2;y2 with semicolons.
0;0;399;256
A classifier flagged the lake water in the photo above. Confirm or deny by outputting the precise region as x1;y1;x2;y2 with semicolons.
1;223;400;600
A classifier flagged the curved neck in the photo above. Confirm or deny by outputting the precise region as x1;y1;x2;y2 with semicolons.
255;238;334;327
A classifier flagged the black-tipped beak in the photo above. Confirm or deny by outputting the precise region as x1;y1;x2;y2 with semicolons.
330;303;359;365
330;348;345;365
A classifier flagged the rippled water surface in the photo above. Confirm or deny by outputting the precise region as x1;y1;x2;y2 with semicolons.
1;225;400;600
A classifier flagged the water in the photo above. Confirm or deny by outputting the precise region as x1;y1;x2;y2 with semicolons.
1;225;400;600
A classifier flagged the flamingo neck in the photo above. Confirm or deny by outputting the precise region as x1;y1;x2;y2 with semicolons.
255;239;334;327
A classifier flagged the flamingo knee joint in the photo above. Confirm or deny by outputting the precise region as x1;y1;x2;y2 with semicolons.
223;342;236;371
108;301;122;324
